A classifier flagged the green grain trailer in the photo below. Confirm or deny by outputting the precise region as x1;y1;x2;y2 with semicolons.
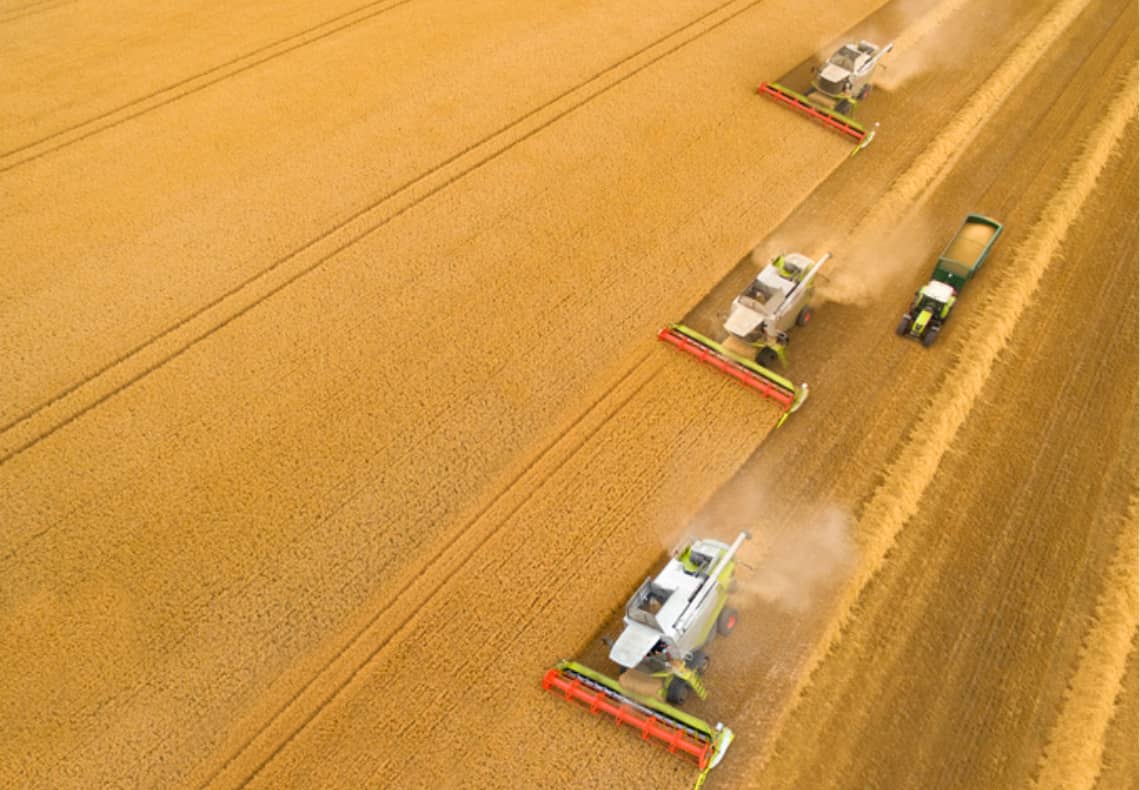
897;213;1003;346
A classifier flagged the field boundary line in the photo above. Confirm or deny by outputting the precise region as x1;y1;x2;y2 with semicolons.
192;351;666;787
1031;496;1140;790
746;59;1137;775
0;0;765;467
0;0;416;164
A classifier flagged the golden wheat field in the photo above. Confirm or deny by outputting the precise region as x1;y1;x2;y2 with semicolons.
1;0;1136;788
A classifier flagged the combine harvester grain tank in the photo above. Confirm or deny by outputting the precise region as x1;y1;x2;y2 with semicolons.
658;251;830;425
758;40;894;152
543;532;750;789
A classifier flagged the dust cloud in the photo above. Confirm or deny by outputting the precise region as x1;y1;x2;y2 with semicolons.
745;207;938;309
739;506;855;613
679;483;856;615
870;0;1014;93
814;207;939;307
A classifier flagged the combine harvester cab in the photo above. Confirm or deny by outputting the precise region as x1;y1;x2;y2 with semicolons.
758;40;894;153
659;252;830;426
543;532;750;789
897;213;1003;346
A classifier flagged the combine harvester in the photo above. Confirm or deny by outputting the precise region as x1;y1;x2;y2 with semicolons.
896;213;1003;346
758;39;894;152
658;251;830;425
543;532;750;789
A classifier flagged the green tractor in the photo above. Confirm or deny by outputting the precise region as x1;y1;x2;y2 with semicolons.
897;280;958;347
897;213;1003;346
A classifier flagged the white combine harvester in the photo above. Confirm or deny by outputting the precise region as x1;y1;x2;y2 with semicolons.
722;251;831;366
807;40;895;116
609;531;749;705
758;39;895;151
657;251;828;425
543;532;750;788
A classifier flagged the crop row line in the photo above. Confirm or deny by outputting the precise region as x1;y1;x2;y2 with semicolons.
199;352;665;787
0;0;417;166
0;0;763;467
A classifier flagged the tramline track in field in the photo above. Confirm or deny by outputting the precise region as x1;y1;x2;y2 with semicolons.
0;0;415;163
0;0;758;170
0;0;778;465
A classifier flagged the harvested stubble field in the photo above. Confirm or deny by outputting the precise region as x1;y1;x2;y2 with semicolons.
0;0;1136;788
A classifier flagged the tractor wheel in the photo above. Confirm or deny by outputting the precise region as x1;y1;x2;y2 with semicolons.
796;306;814;327
858;84;872;100
896;315;911;336
755;347;776;366
687;650;711;674
837;100;853;115
717;607;739;636
666;677;689;705
922;325;940;347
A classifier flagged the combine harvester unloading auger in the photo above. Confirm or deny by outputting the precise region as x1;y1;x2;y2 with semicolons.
659;251;830;425
758;39;894;153
543;532;750;789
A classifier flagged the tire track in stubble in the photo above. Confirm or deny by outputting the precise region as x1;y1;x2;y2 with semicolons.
0;0;766;469
776;208;1134;785
931;86;1138;782
751;59;1137;774
0;0;416;163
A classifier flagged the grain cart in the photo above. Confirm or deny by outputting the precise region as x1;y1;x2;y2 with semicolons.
543;532;750;789
658;252;828;425
758;40;894;151
896;213;1003;346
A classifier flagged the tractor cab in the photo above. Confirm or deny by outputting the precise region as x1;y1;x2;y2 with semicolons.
899;279;958;345
772;253;808;279
915;280;957;312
